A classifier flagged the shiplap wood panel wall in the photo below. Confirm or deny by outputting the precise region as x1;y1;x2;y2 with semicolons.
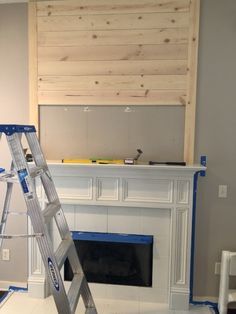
29;0;200;163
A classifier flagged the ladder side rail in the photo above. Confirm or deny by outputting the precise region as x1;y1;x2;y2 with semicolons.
25;132;85;281
0;181;13;250
25;131;97;313
81;280;97;311
6;132;72;314
25;132;70;238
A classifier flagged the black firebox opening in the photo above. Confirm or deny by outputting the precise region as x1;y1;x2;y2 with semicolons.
64;231;153;287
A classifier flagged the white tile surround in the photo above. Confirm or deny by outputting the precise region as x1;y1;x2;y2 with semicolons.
28;163;205;311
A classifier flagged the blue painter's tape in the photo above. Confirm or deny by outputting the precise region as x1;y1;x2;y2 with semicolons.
0;290;10;304
8;286;27;292
71;231;153;245
200;155;207;177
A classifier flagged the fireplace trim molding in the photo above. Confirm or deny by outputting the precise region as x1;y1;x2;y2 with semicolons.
28;163;205;310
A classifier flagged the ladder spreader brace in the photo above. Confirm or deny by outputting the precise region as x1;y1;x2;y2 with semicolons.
0;125;98;314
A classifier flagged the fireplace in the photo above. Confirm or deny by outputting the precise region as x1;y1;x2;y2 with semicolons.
64;231;153;287
28;162;205;310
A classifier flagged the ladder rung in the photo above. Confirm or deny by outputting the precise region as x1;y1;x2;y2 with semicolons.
29;166;47;178
42;202;61;223
0;172;18;183
7;211;28;216
55;238;73;270
85;308;98;314
68;273;84;314
0;233;43;239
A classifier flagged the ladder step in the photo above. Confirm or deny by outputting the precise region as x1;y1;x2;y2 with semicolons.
85;309;98;314
55;238;73;270
42;202;61;224
29;165;47;178
68;273;84;314
0;172;18;183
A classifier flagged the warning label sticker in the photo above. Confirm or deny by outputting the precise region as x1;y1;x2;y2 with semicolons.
17;168;30;194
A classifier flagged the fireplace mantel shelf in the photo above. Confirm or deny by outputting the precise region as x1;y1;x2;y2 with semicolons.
28;162;205;311
47;161;205;172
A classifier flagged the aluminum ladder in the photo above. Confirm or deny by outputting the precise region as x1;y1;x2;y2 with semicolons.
0;124;97;314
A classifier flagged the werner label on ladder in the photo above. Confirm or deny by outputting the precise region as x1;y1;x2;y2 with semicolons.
0;125;98;314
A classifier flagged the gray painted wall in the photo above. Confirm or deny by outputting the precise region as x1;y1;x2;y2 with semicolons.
0;0;236;299
193;0;236;297
0;3;28;283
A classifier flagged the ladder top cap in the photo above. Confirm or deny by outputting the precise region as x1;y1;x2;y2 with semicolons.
0;125;36;135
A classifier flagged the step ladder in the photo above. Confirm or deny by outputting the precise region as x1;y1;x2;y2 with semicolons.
0;124;98;314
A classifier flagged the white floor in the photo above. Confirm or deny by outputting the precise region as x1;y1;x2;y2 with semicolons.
0;292;214;314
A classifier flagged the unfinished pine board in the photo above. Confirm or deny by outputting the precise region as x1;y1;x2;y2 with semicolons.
184;0;200;164
28;1;38;130
37;12;189;32
38;60;187;76
29;0;200;164
38;28;189;46
38;90;187;105
38;75;187;91
38;44;188;62
37;0;190;16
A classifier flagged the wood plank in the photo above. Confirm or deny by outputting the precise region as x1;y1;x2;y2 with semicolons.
28;1;39;131
38;28;189;46
38;75;187;90
38;60;187;76
37;0;190;16
37;12;189;31
184;0;200;164
38;44;188;61
38;90;187;105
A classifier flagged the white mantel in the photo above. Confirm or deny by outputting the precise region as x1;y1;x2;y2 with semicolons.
28;163;205;310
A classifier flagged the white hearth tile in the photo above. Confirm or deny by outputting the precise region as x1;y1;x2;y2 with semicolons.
140;208;171;237
175;304;213;314
106;284;140;302
89;283;109;299
74;205;108;232
154;236;170;258
140;287;169;303
140;301;173;314
106;299;140;314
152;256;169;289
0;292;212;314
107;207;142;234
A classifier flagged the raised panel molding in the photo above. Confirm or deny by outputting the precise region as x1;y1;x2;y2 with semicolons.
54;176;93;200
172;208;189;286
123;178;173;203
177;180;190;204
96;177;119;201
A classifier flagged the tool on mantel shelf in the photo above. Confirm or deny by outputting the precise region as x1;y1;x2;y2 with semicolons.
62;158;124;164
124;149;143;165
149;161;186;166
